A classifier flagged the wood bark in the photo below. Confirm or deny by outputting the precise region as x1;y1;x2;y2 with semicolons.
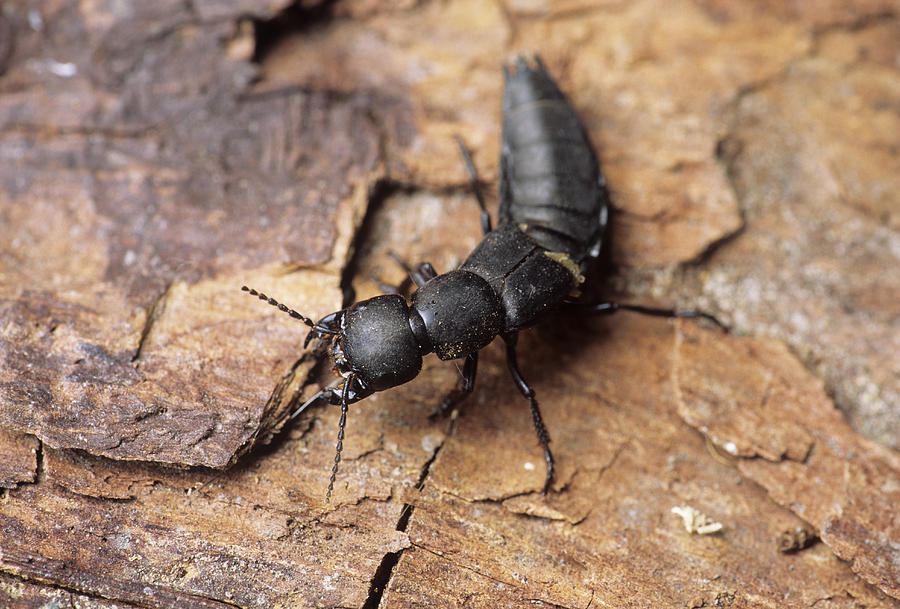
1;1;897;607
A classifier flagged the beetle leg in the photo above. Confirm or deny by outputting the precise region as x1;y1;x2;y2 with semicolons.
502;332;554;494
386;251;438;288
371;252;412;294
372;274;402;295
410;262;438;287
563;301;725;329
289;378;343;421
433;351;478;418
454;134;492;235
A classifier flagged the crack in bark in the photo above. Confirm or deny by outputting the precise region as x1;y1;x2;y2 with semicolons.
132;285;172;363
808;10;897;51
411;542;590;608
362;415;455;608
0;435;47;491
413;543;515;588
432;439;629;519
26;435;44;488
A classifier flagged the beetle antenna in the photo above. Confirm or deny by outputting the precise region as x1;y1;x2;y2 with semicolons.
326;374;353;502
241;286;318;328
290;378;342;421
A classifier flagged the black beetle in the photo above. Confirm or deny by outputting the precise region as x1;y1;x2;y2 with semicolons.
244;56;715;499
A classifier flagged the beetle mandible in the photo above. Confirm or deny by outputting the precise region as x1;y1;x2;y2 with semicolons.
244;56;713;500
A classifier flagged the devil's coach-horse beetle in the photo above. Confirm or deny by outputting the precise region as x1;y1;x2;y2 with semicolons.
243;56;718;500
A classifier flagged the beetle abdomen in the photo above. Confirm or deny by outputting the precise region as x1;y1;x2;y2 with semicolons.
499;57;609;265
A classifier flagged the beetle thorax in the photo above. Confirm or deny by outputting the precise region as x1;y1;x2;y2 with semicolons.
410;270;503;361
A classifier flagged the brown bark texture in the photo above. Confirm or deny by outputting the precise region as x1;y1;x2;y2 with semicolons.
0;0;898;607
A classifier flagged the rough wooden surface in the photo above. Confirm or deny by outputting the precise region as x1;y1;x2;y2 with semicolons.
0;0;898;607
674;322;900;598
0;0;387;467
0;429;38;488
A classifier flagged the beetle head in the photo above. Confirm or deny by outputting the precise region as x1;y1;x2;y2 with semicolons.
242;287;422;396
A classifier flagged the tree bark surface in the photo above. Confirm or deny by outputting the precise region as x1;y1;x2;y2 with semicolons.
1;1;897;607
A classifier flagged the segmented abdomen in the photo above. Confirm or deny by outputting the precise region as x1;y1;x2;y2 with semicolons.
498;57;609;266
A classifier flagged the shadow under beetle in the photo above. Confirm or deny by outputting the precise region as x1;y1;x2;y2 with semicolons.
243;56;717;500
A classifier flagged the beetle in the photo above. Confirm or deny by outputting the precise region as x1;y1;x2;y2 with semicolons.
244;56;714;500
